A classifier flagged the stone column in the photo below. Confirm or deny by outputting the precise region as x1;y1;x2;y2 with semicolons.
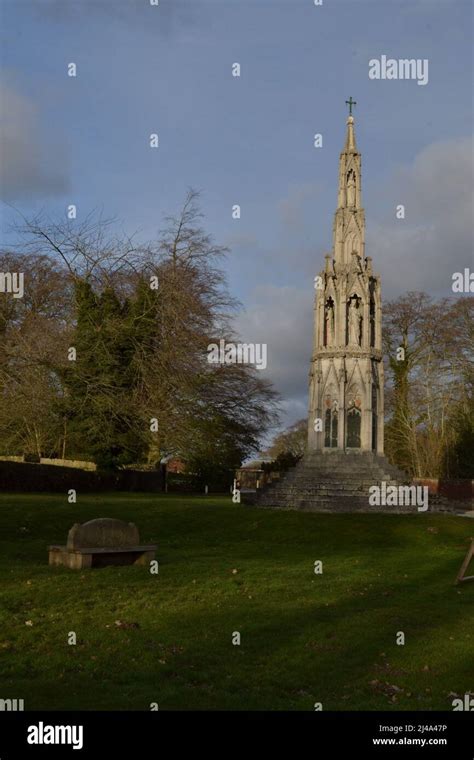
315;369;324;450
340;286;347;348
376;283;382;351
317;293;324;349
307;369;315;448
377;362;384;455
363;300;369;349
338;362;346;449
363;364;372;451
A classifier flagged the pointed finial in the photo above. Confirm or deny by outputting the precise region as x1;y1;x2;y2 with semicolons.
344;99;357;152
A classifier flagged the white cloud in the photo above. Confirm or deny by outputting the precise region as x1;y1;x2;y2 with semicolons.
0;81;69;202
368;135;474;297
235;284;313;427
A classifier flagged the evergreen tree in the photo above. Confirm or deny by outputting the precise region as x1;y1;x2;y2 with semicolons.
63;280;148;470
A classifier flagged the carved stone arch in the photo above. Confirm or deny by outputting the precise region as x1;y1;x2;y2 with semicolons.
324;383;337;404
349;263;368;289
345;380;362;448
346;361;365;395
322;361;339;396
346;378;363;410
344;232;360;260
325;278;337;301
347;277;367;303
344;214;361;251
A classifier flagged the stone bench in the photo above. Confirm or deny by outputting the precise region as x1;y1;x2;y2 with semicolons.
48;518;157;570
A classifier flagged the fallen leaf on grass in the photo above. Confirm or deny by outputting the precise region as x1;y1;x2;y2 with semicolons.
369;679;404;697
374;661;407;677
114;620;140;630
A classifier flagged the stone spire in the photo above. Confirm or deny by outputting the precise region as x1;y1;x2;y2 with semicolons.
334;113;365;265
307;106;384;456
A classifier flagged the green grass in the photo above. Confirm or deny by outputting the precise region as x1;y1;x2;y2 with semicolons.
0;492;473;711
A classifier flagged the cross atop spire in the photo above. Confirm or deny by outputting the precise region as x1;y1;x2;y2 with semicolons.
345;96;357;116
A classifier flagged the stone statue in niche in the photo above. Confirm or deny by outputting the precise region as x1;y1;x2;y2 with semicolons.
324;298;335;346
347;169;356;206
348;296;362;346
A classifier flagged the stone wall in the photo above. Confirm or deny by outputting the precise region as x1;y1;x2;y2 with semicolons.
0;461;164;493
413;478;474;505
0;456;96;470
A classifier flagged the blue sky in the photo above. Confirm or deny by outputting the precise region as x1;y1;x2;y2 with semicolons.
1;0;473;428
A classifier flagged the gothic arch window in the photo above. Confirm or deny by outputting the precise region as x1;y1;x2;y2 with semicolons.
324;397;338;448
346;404;361;448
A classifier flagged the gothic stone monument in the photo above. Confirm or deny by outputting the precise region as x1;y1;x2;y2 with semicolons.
307;108;383;454
258;105;407;512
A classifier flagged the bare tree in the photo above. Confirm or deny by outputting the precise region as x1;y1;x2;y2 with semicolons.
383;292;474;477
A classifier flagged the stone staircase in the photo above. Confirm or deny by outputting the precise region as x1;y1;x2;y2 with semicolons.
255;450;456;513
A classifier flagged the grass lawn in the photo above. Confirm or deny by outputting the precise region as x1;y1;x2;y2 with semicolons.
0;492;472;711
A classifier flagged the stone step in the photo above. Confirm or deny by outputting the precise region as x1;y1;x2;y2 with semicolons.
255;451;413;512
274;466;400;474
262;482;398;490
264;479;401;489
258;495;422;508
273;476;400;484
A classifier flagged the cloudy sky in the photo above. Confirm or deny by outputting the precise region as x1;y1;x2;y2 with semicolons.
0;0;472;430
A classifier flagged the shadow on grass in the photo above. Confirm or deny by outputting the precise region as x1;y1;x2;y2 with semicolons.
0;494;472;710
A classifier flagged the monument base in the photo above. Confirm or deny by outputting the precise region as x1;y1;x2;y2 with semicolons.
256;450;418;513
